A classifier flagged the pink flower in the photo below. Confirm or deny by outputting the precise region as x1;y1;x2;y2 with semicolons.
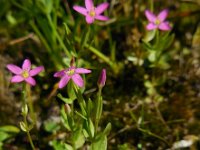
54;66;91;89
73;0;109;24
7;59;44;86
145;9;171;31
97;69;106;88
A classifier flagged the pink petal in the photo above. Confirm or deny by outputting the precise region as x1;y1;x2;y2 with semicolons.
95;2;109;15
73;6;87;16
25;77;36;86
54;70;65;77
145;10;156;22
157;9;169;22
85;0;94;10
11;75;24;83
146;23;157;30
72;74;84;87
86;15;95;24
75;68;91;74
7;64;22;75
59;75;71;89
22;59;31;71
98;69;106;87
158;22;171;31
29;66;44;76
95;15;109;21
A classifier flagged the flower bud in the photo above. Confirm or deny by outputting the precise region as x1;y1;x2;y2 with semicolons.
21;104;28;116
97;69;106;88
64;104;71;115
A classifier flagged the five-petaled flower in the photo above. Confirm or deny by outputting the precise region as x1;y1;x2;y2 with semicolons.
73;0;109;24
7;59;44;86
54;66;91;89
145;9;171;31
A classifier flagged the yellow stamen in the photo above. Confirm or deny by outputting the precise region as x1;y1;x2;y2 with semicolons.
22;70;29;78
67;69;75;76
155;19;160;25
89;10;96;17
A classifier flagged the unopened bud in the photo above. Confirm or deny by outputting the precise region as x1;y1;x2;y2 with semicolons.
64;104;71;114
97;69;106;88
21;104;28;116
70;57;75;67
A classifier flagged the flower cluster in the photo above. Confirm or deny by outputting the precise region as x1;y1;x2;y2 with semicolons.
72;0;172;31
7;59;93;89
7;1;172;87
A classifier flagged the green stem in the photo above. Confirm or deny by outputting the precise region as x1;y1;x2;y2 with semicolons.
47;14;71;57
95;88;103;134
73;84;86;116
74;36;114;68
26;84;36;123
22;84;36;150
153;101;170;131
29;21;51;53
150;0;154;12
29;21;63;69
27;130;36;150
138;127;169;145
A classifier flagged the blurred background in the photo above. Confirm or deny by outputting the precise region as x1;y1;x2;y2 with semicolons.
0;0;200;149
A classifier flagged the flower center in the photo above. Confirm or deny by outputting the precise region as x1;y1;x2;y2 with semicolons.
67;69;75;76
22;70;29;78
89;8;96;17
155;19;160;25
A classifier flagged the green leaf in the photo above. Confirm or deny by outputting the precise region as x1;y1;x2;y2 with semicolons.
44;121;60;133
0;125;20;133
51;140;73;150
0;142;3;150
90;135;107;150
75;111;87;120
83;119;95;139
148;51;157;62
103;123;111;136
0;131;11;142
57;93;74;104
72;128;85;149
60;105;72;131
67;81;77;101
87;98;93;116
83;129;89;138
63;22;71;35
88;119;95;138
81;27;91;48
143;30;156;42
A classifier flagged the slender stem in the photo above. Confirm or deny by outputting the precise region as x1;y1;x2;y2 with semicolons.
29;21;51;53
47;14;57;46
150;0;154;12
30;21;63;69
26;84;36;123
138;127;169;145
74;36;114;68
22;84;36;150
95;88;103;134
47;14;71;57
73;84;86;116
153;100;170;131
27;130;35;150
